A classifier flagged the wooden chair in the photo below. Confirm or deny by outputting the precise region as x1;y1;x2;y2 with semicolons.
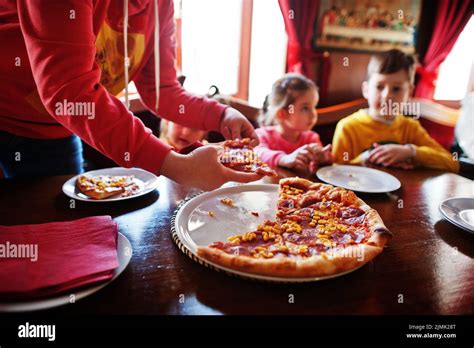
208;96;368;145
314;98;368;145
410;97;459;150
316;98;368;126
213;95;260;123
412;98;473;179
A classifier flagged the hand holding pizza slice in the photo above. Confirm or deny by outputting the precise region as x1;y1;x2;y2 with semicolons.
219;138;277;177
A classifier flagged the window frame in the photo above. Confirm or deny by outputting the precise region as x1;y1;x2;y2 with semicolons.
174;0;254;100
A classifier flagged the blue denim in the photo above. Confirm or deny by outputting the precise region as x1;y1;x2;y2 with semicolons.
0;131;84;178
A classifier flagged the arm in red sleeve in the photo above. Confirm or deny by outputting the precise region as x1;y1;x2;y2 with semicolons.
133;0;228;132
17;0;171;175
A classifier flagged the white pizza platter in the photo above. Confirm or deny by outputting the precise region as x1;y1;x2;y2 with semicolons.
172;183;364;283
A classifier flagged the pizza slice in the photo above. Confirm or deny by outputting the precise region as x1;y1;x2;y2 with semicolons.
76;174;139;200
220;138;277;177
197;177;392;278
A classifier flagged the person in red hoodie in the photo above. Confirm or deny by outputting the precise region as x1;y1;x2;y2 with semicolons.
0;0;260;190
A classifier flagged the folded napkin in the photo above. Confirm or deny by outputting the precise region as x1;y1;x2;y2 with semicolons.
0;216;119;299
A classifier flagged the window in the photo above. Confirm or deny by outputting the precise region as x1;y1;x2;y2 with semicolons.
180;0;243;95
177;0;287;105
434;15;474;101
248;0;287;106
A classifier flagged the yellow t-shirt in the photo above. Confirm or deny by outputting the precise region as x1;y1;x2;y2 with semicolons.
332;109;459;173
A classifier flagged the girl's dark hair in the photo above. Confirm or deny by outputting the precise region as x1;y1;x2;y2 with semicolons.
260;73;318;126
367;49;417;84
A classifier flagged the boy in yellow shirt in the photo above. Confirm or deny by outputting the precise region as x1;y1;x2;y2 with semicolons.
332;49;459;173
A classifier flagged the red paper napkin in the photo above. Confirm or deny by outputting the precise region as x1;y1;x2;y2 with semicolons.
0;216;119;299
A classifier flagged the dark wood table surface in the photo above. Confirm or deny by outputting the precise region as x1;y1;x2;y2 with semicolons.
0;167;473;315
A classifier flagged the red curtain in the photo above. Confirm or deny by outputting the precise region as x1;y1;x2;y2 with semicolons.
278;0;320;75
415;0;474;99
278;0;332;103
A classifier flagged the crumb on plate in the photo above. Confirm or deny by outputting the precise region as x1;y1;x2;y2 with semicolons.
220;197;234;207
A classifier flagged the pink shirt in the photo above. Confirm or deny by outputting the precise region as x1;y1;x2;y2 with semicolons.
255;126;322;168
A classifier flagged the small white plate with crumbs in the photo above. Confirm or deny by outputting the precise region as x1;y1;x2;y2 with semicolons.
317;165;401;193
172;184;363;283
62;167;159;202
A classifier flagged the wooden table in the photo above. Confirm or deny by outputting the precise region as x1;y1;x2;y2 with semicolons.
0;168;473;315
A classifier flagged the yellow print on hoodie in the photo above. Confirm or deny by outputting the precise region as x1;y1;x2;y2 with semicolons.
94;21;145;96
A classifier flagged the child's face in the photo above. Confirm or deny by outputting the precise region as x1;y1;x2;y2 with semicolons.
167;122;206;150
278;89;319;132
362;70;413;119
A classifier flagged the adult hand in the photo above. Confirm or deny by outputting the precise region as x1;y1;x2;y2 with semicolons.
220;108;259;147
160;146;263;191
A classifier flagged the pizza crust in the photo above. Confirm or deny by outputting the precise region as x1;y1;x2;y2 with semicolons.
279;177;315;191
197;243;384;278
366;209;392;248
280;177;358;206
355;198;392;248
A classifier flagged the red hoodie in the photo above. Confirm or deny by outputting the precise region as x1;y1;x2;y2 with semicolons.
0;0;227;175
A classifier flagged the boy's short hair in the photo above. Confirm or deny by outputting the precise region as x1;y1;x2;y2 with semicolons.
367;49;417;84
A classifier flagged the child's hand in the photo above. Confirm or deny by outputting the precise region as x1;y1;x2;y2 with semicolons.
278;144;314;171
367;143;414;167
303;144;333;173
161;145;263;191
312;144;333;165
390;161;415;170
220;108;259;147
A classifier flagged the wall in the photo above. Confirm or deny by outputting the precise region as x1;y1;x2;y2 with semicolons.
314;51;371;107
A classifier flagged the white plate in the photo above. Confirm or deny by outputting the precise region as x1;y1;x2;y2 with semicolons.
173;184;363;283
439;197;474;233
62;167;159;202
316;165;401;193
0;233;132;312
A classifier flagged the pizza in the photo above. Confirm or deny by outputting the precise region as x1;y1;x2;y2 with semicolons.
197;177;392;278
76;174;140;200
220;138;277;177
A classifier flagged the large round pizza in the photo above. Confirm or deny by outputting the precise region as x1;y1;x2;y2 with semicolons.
197;177;392;278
